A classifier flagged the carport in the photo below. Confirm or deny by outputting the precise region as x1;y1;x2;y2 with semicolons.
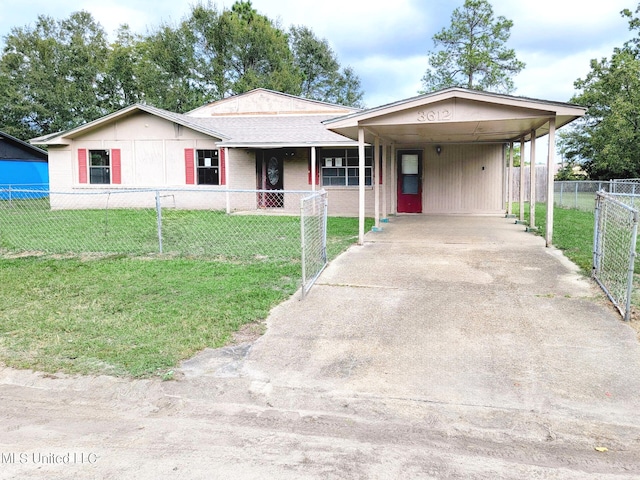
323;88;586;246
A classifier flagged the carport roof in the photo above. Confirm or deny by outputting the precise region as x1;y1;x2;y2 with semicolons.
323;87;586;145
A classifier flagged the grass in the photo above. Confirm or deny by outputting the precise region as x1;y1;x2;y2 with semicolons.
515;202;640;332
0;211;373;378
513;202;595;273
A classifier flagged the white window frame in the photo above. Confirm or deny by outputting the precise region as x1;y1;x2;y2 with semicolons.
320;147;373;187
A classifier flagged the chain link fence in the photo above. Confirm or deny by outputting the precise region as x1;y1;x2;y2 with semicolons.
0;187;329;296
593;192;639;321
300;191;328;298
555;180;640;211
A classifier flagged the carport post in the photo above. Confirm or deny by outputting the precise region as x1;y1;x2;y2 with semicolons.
529;130;536;229
358;127;366;245
519;137;525;222
374;135;380;230
507;142;514;216
382;141;388;220
545;118;556;247
391;143;397;215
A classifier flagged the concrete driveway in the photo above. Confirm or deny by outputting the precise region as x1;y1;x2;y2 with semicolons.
2;215;640;479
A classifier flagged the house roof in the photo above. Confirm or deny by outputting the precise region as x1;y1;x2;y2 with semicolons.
30;104;231;146
29;88;586;149
0;130;48;160
200;115;358;147
30;90;360;148
324;87;586;144
188;88;359;117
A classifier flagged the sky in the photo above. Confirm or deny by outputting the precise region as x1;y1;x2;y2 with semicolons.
0;0;635;109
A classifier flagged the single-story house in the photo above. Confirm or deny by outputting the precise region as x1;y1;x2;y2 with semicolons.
0;130;49;199
30;87;586;245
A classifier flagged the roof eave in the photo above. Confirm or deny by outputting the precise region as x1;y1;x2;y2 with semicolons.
29;104;232;145
217;140;360;148
324;87;586;129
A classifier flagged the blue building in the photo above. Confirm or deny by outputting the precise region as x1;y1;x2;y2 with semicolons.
0;130;48;199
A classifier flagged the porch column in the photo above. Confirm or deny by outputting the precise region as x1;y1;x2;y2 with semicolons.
374;135;380;230
507;141;514;216
545;117;556;247
311;146;316;192
529;130;537;229
391;143;397;215
358;126;366;245
519;137;525;222
382;141;388;220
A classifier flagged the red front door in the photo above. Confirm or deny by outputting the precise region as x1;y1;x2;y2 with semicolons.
397;151;422;213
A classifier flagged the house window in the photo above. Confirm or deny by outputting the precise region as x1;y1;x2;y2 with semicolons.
89;150;111;184
320;148;372;186
197;149;220;185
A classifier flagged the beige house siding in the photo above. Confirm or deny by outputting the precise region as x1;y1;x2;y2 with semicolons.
48;113;225;209
423;144;504;214
228;148;257;190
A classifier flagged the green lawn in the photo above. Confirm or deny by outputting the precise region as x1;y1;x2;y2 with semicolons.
515;203;640;328
513;202;595;273
0;212;373;378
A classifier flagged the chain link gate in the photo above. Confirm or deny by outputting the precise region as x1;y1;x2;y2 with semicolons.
300;190;328;299
593;192;639;321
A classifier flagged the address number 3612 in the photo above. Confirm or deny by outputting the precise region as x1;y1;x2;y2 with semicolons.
417;109;452;122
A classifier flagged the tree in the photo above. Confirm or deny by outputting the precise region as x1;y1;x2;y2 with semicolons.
102;25;144;109
191;0;302;98
289;26;364;107
0;11;111;139
560;7;640;179
0;1;366;139
134;22;210;112
290;25;340;100
420;0;525;94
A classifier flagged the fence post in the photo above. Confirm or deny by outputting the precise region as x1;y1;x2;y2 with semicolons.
322;191;328;263
155;190;163;254
575;182;578;209
559;181;563;207
593;193;601;275
625;210;638;321
300;196;307;299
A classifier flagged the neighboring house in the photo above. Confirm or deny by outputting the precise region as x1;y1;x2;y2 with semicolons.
30;88;585;222
0;130;49;199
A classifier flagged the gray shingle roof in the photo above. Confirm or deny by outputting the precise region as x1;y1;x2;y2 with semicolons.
30;104;356;148
187;114;356;147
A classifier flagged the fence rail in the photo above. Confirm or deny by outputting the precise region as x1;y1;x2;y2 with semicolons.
0;188;329;298
593;192;638;321
555;180;640;211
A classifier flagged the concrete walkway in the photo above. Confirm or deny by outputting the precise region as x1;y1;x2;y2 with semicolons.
2;215;640;479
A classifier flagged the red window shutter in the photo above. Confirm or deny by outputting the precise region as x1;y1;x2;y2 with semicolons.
78;149;87;184
184;148;195;185
111;149;121;184
219;148;226;186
